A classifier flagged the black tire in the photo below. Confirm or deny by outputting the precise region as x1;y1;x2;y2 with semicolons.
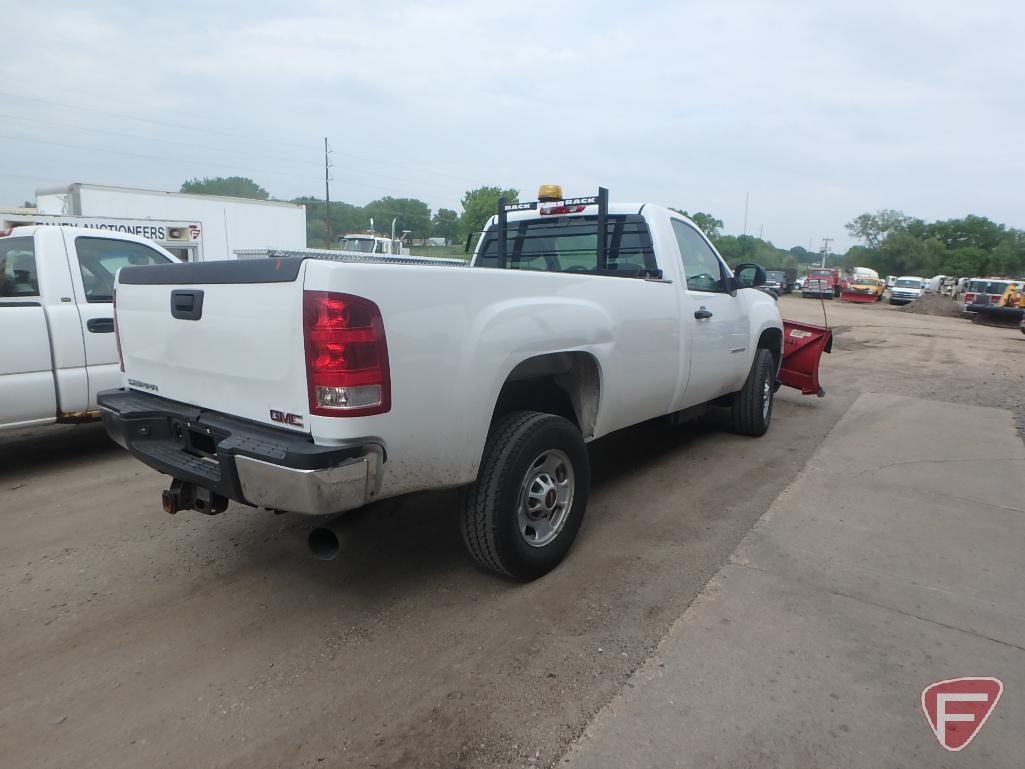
460;411;590;580
732;349;775;437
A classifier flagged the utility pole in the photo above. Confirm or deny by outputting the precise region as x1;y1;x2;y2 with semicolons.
742;192;749;236
820;237;833;267
324;137;334;247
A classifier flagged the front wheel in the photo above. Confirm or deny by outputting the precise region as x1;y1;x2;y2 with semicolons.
732;349;775;437
460;411;590;580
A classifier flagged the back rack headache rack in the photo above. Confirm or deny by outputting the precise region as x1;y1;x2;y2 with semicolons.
495;187;609;269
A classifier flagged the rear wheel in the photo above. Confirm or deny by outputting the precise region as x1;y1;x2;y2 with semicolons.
732;349;775;437
460;411;590;580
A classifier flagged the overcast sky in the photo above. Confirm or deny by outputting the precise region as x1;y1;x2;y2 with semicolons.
2;0;1023;249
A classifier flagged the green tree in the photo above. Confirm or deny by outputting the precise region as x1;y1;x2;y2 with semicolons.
363;196;431;239
988;231;1025;275
925;215;1005;252
458;186;519;241
941;246;988;278
180;176;269;200
875;231;931;276
845;210;919;249
431;208;459;242
293;196;365;248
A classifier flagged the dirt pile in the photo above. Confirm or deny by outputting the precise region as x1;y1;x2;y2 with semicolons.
897;293;963;317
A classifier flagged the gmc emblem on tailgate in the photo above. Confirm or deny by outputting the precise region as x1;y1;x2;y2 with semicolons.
270;410;304;428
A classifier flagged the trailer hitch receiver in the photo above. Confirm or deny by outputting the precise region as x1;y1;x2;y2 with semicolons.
162;478;228;515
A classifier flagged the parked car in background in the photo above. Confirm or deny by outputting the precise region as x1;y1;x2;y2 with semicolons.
803;267;840;299
963;278;1014;311
764;268;796;294
889;276;925;305
1;225;174;431
842;276;885;302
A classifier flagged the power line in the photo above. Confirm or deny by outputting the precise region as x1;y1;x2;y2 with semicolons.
0;89;315;152
0;132;322;182
0;111;481;186
0;131;473;202
0;112;317;165
820;237;833;267
0;90;484;187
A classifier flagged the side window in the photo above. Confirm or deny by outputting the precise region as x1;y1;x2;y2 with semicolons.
671;220;726;293
0;237;39;297
75;237;169;303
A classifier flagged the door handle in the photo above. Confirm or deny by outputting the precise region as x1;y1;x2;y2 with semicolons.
86;317;115;333
170;289;204;321
694;308;713;320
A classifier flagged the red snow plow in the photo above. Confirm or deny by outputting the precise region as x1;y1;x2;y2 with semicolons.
778;320;832;397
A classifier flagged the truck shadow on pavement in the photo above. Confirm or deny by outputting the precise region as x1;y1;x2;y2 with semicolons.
217;411;733;596
0;422;120;482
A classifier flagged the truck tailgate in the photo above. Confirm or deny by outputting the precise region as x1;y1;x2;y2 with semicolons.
115;258;309;430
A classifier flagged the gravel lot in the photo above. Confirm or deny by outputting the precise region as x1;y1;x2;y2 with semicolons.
1;293;1021;769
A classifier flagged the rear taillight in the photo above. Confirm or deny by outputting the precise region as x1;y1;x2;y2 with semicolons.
113;289;124;372
303;291;390;417
965;293;975;303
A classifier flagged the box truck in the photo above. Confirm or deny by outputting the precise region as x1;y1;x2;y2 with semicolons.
29;183;306;262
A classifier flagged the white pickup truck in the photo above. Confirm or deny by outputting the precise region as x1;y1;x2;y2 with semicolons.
99;187;784;579
1;225;174;431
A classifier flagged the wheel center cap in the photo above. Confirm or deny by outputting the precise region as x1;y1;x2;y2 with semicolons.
545;489;557;509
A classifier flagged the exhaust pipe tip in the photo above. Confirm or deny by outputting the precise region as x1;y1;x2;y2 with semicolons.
309;527;341;561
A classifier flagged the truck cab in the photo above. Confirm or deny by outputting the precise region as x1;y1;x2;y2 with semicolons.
1;225;173;431
803;267;839;299
337;234;409;256
964;278;1013;310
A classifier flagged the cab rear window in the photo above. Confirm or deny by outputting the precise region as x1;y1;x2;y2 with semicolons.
475;215;657;276
0;237;38;297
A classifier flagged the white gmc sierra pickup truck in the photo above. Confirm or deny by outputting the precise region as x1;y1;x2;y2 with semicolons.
99;187;784;579
1;225;174;431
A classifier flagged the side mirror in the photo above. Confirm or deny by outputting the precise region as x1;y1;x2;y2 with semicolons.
734;263;767;288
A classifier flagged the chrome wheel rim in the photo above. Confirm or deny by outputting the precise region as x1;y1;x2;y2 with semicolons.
762;372;772;421
517;449;575;548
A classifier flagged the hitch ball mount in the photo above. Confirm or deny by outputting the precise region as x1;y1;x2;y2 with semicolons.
162;478;228;516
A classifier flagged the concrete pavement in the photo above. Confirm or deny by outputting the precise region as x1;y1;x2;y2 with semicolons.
561;393;1025;768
